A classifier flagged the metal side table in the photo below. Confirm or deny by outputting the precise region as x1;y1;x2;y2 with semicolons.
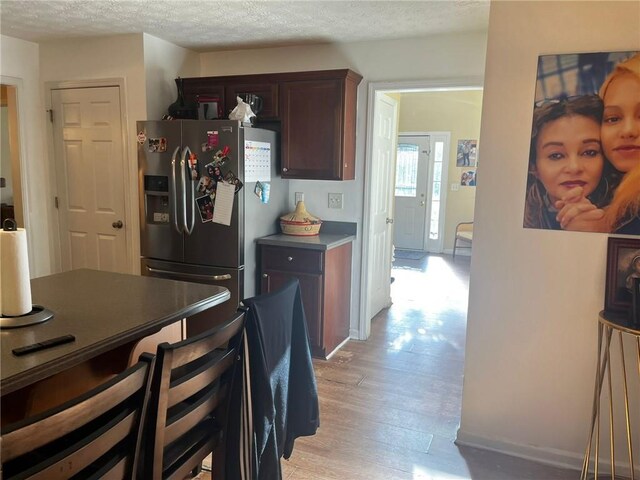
582;311;639;479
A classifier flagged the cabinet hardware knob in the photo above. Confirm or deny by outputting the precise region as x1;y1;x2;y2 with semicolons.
287;256;293;262
282;167;288;172
262;273;268;278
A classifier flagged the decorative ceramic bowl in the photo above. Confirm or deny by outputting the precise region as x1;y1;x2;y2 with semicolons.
280;201;322;236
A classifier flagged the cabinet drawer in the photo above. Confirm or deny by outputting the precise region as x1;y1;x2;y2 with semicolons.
262;246;323;274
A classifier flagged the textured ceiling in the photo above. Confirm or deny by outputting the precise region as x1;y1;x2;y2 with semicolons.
0;0;490;52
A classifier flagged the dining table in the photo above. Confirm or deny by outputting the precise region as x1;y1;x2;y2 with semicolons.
1;268;230;423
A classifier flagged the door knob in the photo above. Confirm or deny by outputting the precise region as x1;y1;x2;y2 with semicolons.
386;218;394;224
112;220;124;229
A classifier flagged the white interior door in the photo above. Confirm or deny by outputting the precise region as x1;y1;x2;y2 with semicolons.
366;92;398;320
393;135;430;250
52;86;128;273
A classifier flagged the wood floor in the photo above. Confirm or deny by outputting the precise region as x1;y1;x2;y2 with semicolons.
203;254;578;479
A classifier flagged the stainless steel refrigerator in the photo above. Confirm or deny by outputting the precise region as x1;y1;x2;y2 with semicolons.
137;120;287;335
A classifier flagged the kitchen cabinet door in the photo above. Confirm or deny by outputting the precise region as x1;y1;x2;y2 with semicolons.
261;269;323;356
280;79;344;180
279;70;361;180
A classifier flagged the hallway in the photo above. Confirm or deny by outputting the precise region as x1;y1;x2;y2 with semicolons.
281;254;576;479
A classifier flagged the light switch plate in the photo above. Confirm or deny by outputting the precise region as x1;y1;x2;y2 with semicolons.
451;183;460;191
328;192;343;209
295;192;304;204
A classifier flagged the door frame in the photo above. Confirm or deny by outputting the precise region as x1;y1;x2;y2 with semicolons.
359;77;483;340
45;78;132;273
1;76;33;273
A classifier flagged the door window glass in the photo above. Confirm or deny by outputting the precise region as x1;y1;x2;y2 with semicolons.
395;143;418;197
429;141;445;239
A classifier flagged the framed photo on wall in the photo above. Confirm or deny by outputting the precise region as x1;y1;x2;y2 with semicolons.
605;237;640;315
523;50;640;235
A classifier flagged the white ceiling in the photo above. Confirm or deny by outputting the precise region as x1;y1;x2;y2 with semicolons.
0;0;490;52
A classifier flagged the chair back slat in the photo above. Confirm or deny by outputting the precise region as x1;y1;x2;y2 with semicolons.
1;357;153;480
89;455;128;480
2;363;148;461
167;349;234;408
24;410;136;480
144;310;245;479
164;383;228;446
165;437;217;480
169;316;243;368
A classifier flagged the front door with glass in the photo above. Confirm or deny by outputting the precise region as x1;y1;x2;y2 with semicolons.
393;133;450;253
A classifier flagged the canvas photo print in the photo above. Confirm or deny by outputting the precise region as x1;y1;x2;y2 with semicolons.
523;51;640;234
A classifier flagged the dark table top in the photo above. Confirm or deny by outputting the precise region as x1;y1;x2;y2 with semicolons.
1;269;230;395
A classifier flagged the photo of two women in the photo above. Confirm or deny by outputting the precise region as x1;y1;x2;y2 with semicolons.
524;50;640;235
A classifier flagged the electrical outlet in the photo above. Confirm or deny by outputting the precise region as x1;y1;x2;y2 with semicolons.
295;192;304;204
328;192;343;209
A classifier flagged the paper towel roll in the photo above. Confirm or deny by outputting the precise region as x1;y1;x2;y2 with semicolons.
1;228;32;316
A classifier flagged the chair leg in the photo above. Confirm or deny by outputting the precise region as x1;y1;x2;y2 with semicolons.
453;238;458;259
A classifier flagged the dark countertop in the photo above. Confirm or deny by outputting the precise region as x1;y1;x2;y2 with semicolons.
256;233;356;251
1;269;230;395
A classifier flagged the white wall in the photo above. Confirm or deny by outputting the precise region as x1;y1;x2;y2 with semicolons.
459;0;640;472
397;90;482;252
143;33;199;120
200;32;488;333
0;35;51;278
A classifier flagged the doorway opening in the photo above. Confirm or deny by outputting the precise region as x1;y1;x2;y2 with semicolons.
1;80;33;273
360;80;483;340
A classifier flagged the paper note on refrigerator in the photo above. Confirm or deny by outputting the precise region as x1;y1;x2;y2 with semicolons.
212;182;235;226
244;140;271;182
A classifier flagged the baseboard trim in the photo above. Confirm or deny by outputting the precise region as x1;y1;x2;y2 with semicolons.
443;248;471;257
455;429;583;473
349;328;362;340
456;429;638;477
325;337;351;360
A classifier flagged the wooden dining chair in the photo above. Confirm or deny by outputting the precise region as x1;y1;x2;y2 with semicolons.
1;355;153;480
142;310;245;480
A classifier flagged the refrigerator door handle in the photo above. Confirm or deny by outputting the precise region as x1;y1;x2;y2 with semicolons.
146;266;232;282
170;146;182;234
180;146;196;235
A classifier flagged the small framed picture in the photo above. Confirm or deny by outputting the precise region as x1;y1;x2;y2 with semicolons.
605;237;640;315
195;195;214;223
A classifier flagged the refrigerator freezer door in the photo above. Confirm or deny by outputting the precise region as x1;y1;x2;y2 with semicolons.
141;258;242;337
182;120;243;268
138;121;184;262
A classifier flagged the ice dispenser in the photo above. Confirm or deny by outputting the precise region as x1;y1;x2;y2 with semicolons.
144;175;170;224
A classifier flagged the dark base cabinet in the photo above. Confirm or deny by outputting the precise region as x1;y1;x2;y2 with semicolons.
260;243;352;359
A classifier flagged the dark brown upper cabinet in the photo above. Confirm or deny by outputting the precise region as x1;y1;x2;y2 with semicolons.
182;69;362;181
